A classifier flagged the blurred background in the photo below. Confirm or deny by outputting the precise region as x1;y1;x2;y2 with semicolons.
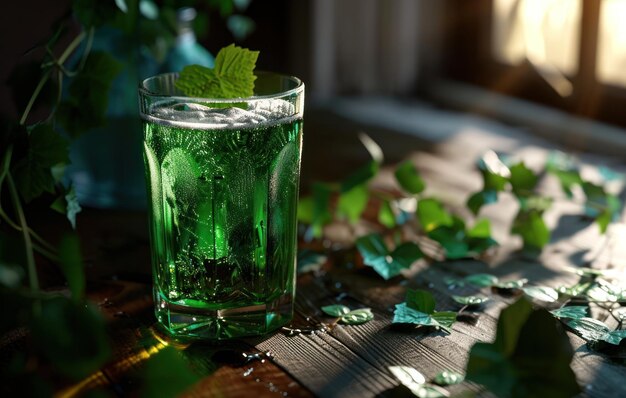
1;0;626;209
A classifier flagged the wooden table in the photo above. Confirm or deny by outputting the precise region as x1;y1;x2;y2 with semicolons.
22;106;626;397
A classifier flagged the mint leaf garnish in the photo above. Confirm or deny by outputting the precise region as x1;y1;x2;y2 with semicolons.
175;44;259;99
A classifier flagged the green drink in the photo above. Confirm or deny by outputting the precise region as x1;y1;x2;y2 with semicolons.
139;72;304;339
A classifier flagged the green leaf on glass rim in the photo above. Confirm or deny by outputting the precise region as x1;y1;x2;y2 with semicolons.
141;346;201;398
340;308;374;325
31;297;110;380
417;198;453;233
466;298;580;398
337;184;369;223
378;200;396;228
433;370;464;386
395;161;425;194
57;51;123;138
509;162;538;197
356;234;422;280
466;189;498;215
407;289;436;314
321;304;351;317
464;273;499;288
59;235;85;301
511;210;550;250
550;306;588;320
175;44;258;99
523;286;558;303
12;124;69;202
452;295;489;306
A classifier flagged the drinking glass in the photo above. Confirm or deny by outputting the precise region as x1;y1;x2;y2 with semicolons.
139;72;304;339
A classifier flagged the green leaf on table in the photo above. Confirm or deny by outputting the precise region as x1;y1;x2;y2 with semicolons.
477;152;510;192
602;330;626;346
431;312;457;331
340;160;379;193
297;249;327;274
511;210;550;250
141;346;201;398
57;52;123;138
407;289;436;314
356;234;422;280
466;189;498;215
321;304;351;317
337;184;369;223
494;278;528;290
546;151;582;198
566;318;610;341
12;124;69;202
393;303;435;326
452;295;489;306
523;286;558;303
378;200;396;228
395;161;425;194
433;370;464;386
464;273;499;288
59;235;85;301
428;225;469;260
466;298;580;398
508;162;538;197
31;297;111;380
518;195;553;213
467;219;491;239
340;308;374;325
595;194;621;234
550;306;588;320
417;198;453;232
175;44;258;99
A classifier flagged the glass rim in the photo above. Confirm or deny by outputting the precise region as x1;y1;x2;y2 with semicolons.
139;70;304;103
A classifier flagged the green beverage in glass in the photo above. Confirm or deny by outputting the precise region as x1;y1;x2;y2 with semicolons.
139;71;304;339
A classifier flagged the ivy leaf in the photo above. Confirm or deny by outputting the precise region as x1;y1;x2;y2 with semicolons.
546;151;582;198
467;219;491;238
57;51;123;138
433;371;464;386
518;195;553;213
466;189;498;215
337;184;369;223
407;289;436;314
603;330;626;346
417;198;453;232
12;124;69;202
595;195;621;234
508;162;538;197
392;303;435;326
511;210;550;250
466;298;580;398
141;346;201;398
395;161;425;194
321;304;351;317
452;295;489;306
431;312;457;331
550;306;588;320
31;297;111;380
428;225;468;260
378;200;396;228
356;234;422;280
51;187;82;229
340;308;374;325
175;44;258;99
340;160;379;193
523;286;559;303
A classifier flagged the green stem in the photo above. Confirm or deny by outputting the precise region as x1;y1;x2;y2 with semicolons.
0;207;58;253
6;173;38;292
18;30;86;126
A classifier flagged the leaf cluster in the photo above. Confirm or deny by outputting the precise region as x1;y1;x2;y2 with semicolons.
392;289;457;333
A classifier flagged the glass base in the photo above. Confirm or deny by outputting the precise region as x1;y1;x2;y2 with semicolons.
154;290;293;340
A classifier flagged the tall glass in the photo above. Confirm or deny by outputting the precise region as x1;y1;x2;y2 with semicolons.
139;72;304;339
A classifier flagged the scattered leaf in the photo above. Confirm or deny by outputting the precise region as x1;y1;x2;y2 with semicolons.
407;289;436;314
395;161;425;194
140;346;200;398
508;162;538;197
337;184;369;223
356;234;422;280
433;370;464;386
466;190;498;215
566;317;610;341
523;286;559;303
321;304;350;317
378;200;396;228
464;273;499;288
511;210;550;250
417;198;452;233
550;306;588;320
340;308;374;325
341;160;379;193
452;295;489;306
